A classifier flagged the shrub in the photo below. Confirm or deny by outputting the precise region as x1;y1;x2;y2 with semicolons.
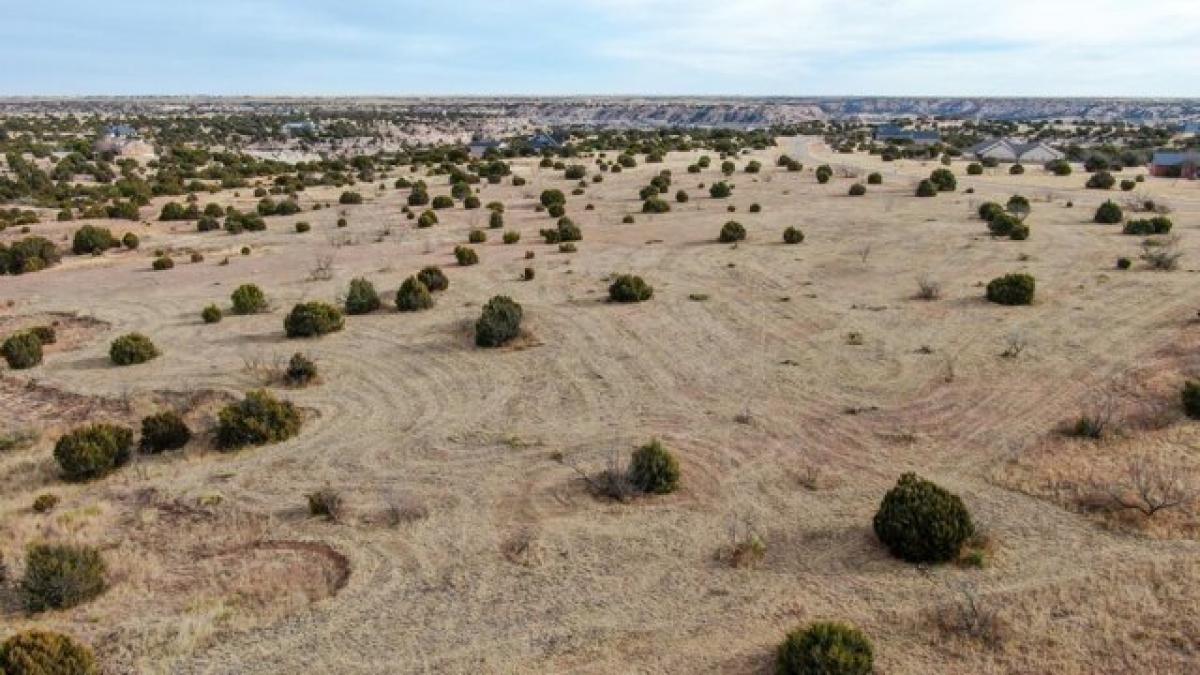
29;325;55;345
408;188;430;206
873;472;974;563
987;212;1020;237
1116;256;1132;270
54;423;133;482
285;352;318;386
1094;200;1123;224
344;277;381;315
430;195;454;209
231;283;268;314
929;168;956;191
966;163;983;175
978;202;1004;222
608;274;653;303
475;295;523;348
719;221;746;243
109;333;159;366
339;191;363;205
986;273;1035;305
915;179;937;197
454;245;479;266
622;214;635;224
395;276;434;312
1047;159;1072;175
523;267;535;281
867;172;882;185
417;265;448;292
468;229;487;244
848;183;866;196
201;304;222;323
71;225;117;255
815;165;832;184
32;493;59;513
1;236;60;274
749;203;762;213
642;197;670;213
122;232;139;249
463;195;481;209
783;227;804;244
1086;171;1115;190
1009;222;1030;241
139;411;191;453
0;630;98;675
152;256;174;271
1182;380;1200;419
540;189;566;208
284;302;344;338
1120;179;1136;191
417;210;438;228
1010;163;1025;175
295;221;311;233
21;543;107;614
215;389;302;450
676;190;689;203
503;230;520;244
1123;217;1172;235
307;488;343;520
3;332;43;370
775;622;873;675
709;182;732;198
628;439;679;494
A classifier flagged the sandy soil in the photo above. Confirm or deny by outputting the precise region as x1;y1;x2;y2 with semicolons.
2;138;1200;673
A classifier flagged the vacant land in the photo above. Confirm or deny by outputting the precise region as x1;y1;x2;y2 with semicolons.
2;137;1199;673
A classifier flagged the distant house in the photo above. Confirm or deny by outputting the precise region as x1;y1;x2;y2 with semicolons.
468;139;505;159
282;121;318;136
968;138;1064;164
528;133;561;152
873;124;941;145
105;124;138;139
1150;151;1199;179
1183;121;1200;136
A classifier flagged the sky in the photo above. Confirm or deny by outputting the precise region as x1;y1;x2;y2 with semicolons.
2;0;1199;97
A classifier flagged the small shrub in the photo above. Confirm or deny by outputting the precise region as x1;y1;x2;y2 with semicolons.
122;232;140;249
231;284;268;314
344;277;381;315
284;302;344;338
523;267;535;281
1182;380;1200;419
432;195;455;209
622;214;635;224
929;168;956;191
339;191;363;205
417;266;448;292
915;179;937;197
3;332;43;369
558;242;576;253
32;493;60;513
1094;200;1123;224
0;630;98;675
848;183;866;196
1086;171;1115;190
71;225;117;255
775;622;873;675
1123;217;1172;235
306;487;343;520
873;472;974;563
782;227;804;245
709;181;732;198
295;221;311;233
719;221;746;243
628;439;679;494
642;197;670;213
22;543;108;614
139;411;191;453
395;276;434;312
201;304;222;323
867;172;882;185
489;211;504;229
468;229;487;243
475;295;523;348
215;389;302;450
966;163;983;175
29;325;56;345
109;333;159;365
53;423;133;481
454;245;479;266
152;256;174;271
608;274;653;303
503;230;520;244
277;353;315;387
1116;257;1132;270
985;273;1035;306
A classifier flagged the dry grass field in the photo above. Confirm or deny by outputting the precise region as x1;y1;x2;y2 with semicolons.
2;137;1200;673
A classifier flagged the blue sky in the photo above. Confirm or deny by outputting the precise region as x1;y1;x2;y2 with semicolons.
3;0;1199;96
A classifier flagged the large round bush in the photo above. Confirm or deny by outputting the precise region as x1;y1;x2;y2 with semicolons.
215;389;302;450
0;629;98;675
395;276;434;312
54;423;133;481
284;302;344;338
3;331;43;369
608;275;653;303
475;295;523;348
985;273;1036;306
230;283;268;314
719;221;746;243
21;543;108;612
109;333;159;365
776;622;873;675
873;472;974;563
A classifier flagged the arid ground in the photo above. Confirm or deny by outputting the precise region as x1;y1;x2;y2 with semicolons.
3;137;1200;673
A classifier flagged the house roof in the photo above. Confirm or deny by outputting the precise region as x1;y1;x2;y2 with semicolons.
106;124;137;137
1152;151;1200;166
969;138;1062;160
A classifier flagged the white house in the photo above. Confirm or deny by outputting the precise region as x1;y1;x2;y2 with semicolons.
968;138;1064;164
